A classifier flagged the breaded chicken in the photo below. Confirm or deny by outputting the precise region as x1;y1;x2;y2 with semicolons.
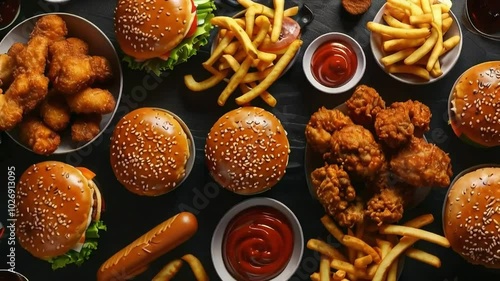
345;85;386;127
30;14;67;41
342;0;371;15
66;87;116;114
18;116;60;155
39;93;71;131
374;106;414;149
7;42;24;57
305;107;354;154
5;72;49;113
52;55;94;94
391;100;431;137
390;137;452;187
48;38;89;80
0;93;23;131
365;186;404;225
325;124;386;180
71;114;102;143
13;35;50;77
0;54;15;88
90;56;113;82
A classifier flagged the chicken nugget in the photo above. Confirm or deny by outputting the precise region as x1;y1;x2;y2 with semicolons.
52;55;94;94
0;54;15;88
374;107;414;149
30;14;67;41
90;56;113;82
18;115;61;155
39;93;71;131
13;35;50;77
66;87;116;114
0;93;23;131
342;0;371;15
71;114;102;143
346;84;386;127
48;38;89;81
5;72;49;113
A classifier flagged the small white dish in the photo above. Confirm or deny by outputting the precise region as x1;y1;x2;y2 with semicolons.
302;32;366;94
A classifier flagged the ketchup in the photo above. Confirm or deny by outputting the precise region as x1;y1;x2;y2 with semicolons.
223;206;294;281
0;0;20;30
311;40;358;88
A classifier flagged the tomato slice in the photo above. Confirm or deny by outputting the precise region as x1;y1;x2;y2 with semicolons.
259;17;301;54
76;167;96;180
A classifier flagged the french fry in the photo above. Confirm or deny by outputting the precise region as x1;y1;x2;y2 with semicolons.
383;37;425;52
331;259;371;280
403;213;434;228
387;258;399;281
211;16;258;59
420;0;432;14
271;0;285;42
342;235;381;264
307;238;348;261
385;2;407;21
354;254;373;268
386;64;430;80
381;48;416;66
383;13;413;29
405;248;442;268
184;70;229;92
442;17;453;34
426;6;443;71
333;270;346;281
223;41;240;55
409;13;433;25
218;57;253;106
372;236;419;281
235;39;302;105
221;54;241;72
320;215;345;243
404;27;438;65
205;32;235;67
181;254;209;281
245;5;262;36
442;35;460;54
367;21;430;38
244;82;277;107
152;259;183;281
320;255;331;281
284;6;299;17
430;60;443;77
387;0;411;11
378;224;451;248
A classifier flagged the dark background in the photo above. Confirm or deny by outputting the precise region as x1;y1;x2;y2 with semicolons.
1;0;500;280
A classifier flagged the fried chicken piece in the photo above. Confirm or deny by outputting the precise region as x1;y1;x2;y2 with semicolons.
390;137;452;187
90;56;113;82
48;38;89;80
30;14;67;41
39;93;71;131
5;72;49;113
345;85;386;127
13;35;50;77
66;87;116;114
7;42;24;57
52;55;94;94
374;107;414;149
18;115;60;155
71;114;102;143
0;54;15;88
335;198;365;229
365;186;404;225
0;93;23;131
391;100;431;137
311;164;361;228
305;107;354;154
325;124;386;179
342;0;372;15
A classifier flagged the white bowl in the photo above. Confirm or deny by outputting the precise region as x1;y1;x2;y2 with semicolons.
211;197;304;281
0;13;123;154
370;3;462;85
302;32;366;94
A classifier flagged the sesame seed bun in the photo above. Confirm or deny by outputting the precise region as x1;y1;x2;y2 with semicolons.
114;0;196;60
443;166;500;269
110;108;192;196
205;107;290;195
449;61;500;147
15;161;94;259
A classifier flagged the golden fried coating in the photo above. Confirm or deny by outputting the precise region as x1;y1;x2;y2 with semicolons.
342;0;371;15
0;94;23;131
325;124;386;179
71;114;102;143
311;164;361;228
66;87;116;114
0;54;15;88
365;186;404;226
30;14;68;41
7;42;24;57
390;137;452;187
346;84;386;127
90;56;113;82
391;100;431;137
374;107;414;149
305;107;354;154
5;72;49;113
39;93;71;131
18;115;61;155
48;38;89;80
52;54;95;94
13;35;50;77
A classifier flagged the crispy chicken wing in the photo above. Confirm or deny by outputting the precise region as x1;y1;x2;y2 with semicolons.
71;114;102;143
311;164;362;228
345;85;386;127
305;107;354;154
390;137;452;187
325;124;386;179
30;14;67;41
18;115;60;155
66;87;116;114
374;107;414;149
391;100;431;137
39;93;71;131
13;35;50;77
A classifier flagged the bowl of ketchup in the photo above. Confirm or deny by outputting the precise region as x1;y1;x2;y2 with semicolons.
302;32;366;94
211;197;304;281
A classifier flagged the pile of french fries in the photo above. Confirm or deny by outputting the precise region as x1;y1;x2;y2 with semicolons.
308;214;450;281
367;0;461;81
184;0;303;107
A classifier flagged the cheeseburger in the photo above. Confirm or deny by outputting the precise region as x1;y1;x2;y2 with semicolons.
110;107;193;196
443;166;500;269
449;61;500;147
15;161;106;270
205;107;290;195
114;0;216;75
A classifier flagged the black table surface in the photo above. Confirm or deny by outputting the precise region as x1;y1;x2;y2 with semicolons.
1;0;500;280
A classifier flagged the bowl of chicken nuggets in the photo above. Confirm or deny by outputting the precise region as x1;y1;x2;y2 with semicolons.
304;84;453;228
0;13;122;155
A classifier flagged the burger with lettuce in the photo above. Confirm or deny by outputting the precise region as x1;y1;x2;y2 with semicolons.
15;161;106;270
114;0;216;76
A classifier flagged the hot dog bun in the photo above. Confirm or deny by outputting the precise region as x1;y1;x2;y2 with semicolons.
96;212;198;281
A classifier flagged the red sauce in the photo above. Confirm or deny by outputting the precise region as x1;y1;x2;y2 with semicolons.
223;206;294;281
0;0;20;29
311;40;357;88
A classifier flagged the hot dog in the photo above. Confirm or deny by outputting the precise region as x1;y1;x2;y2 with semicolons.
96;212;198;281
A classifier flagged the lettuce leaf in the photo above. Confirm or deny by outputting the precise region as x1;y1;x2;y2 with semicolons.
48;220;107;270
123;0;217;76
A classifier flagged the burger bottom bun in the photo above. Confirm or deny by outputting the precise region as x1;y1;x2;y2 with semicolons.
443;165;500;269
